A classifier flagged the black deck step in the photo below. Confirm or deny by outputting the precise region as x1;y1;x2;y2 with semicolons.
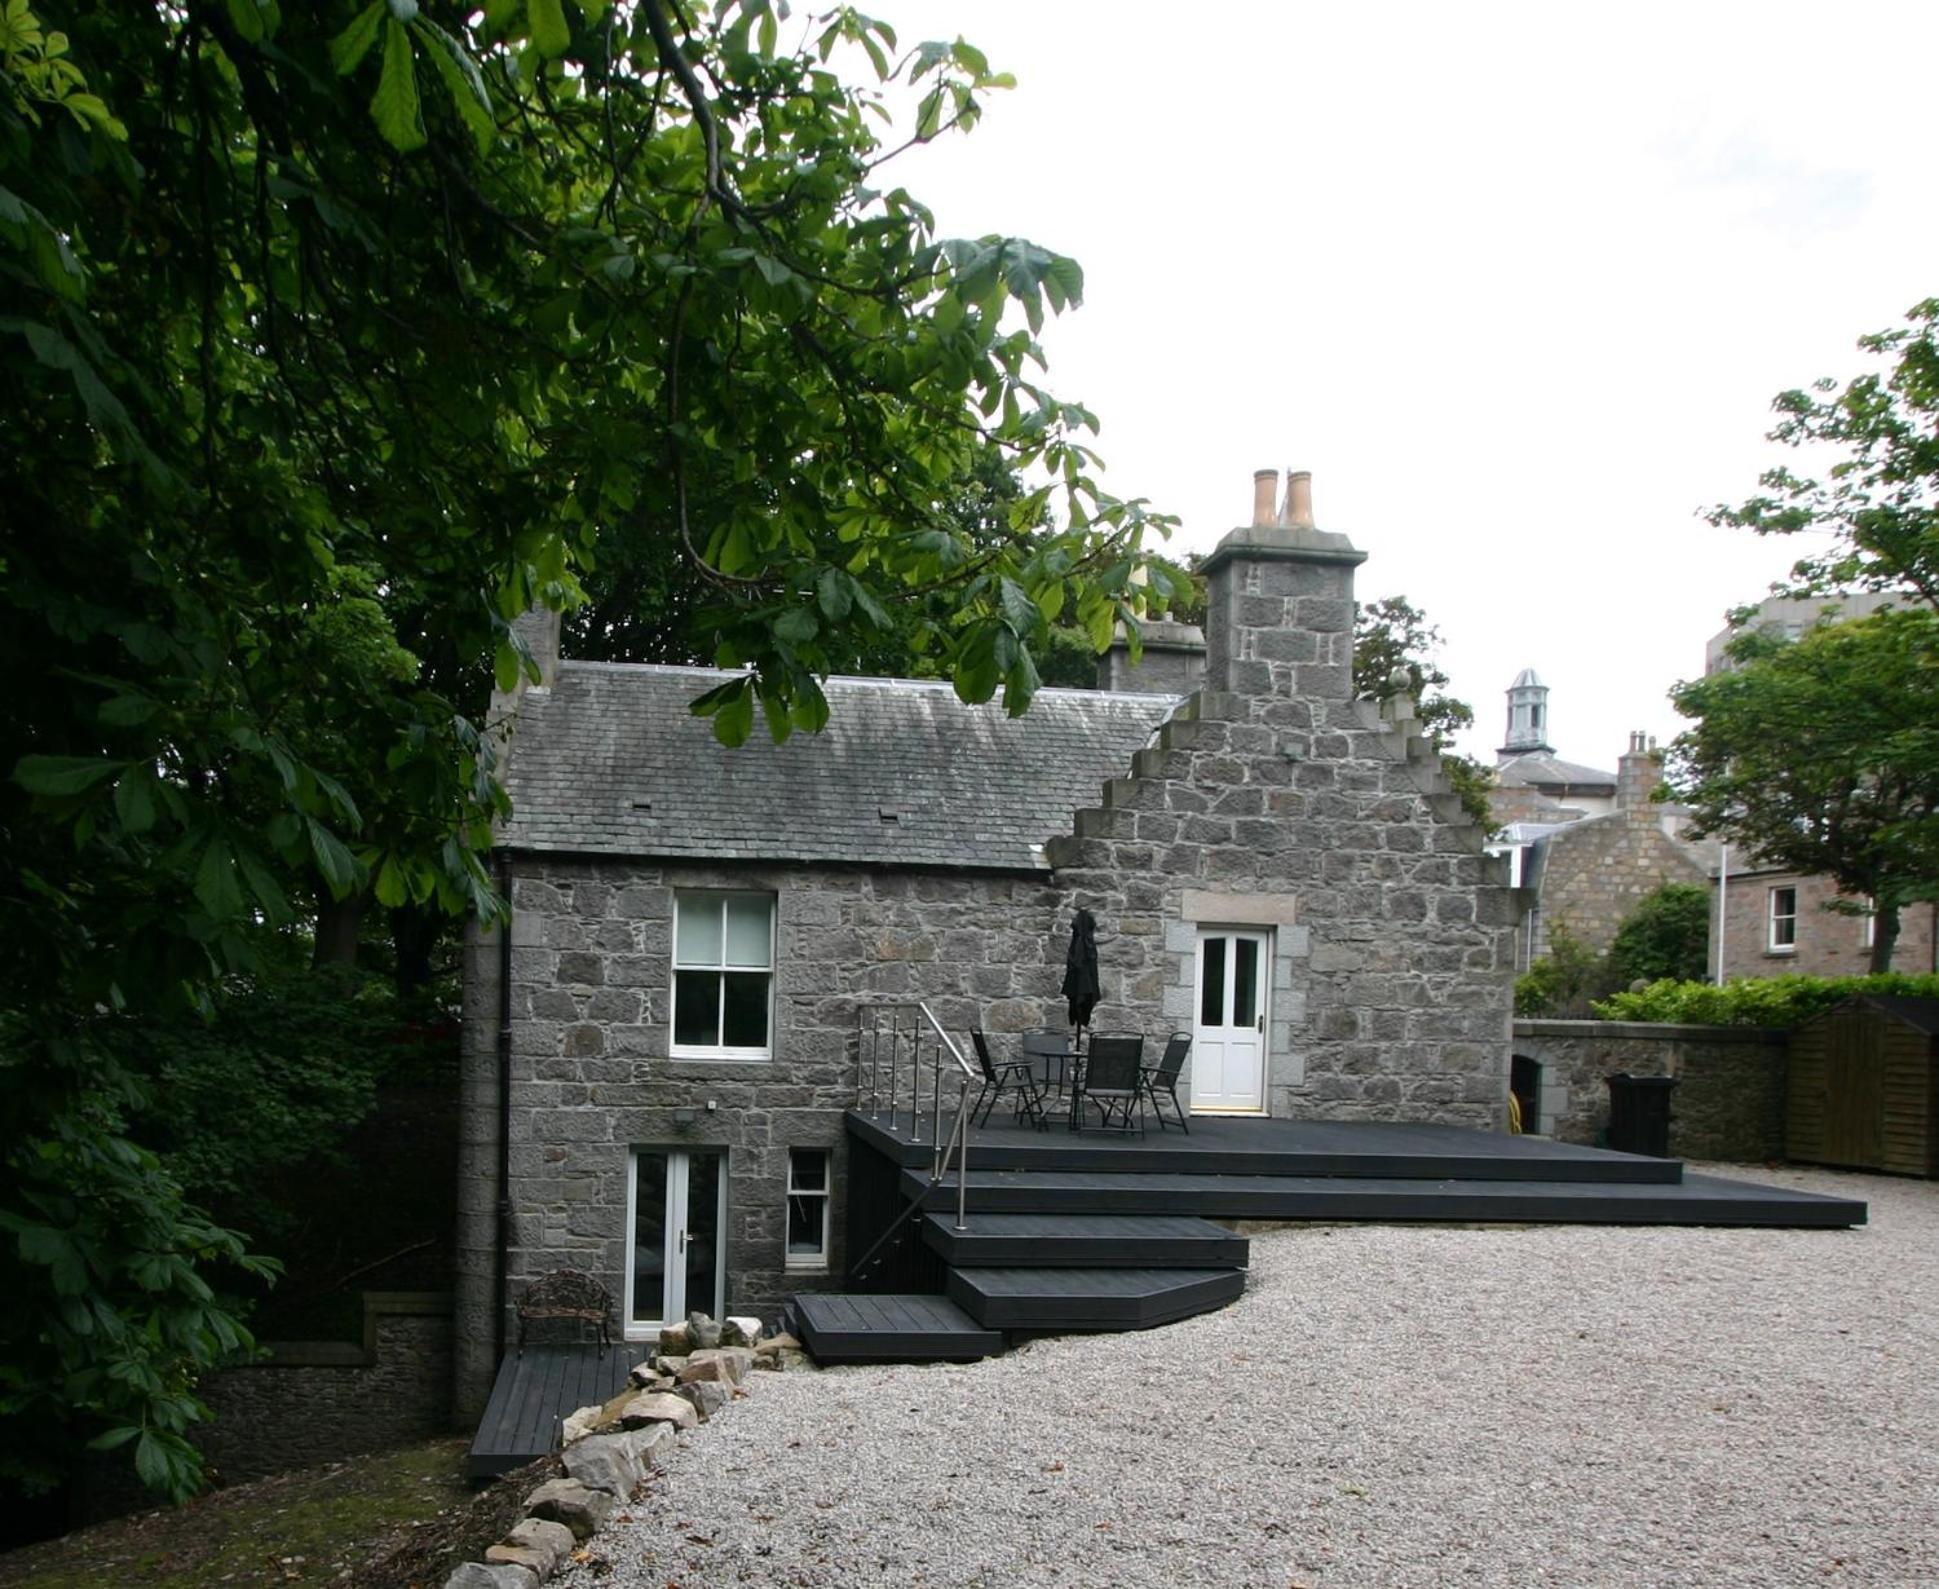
466;1345;637;1479
902;1168;1868;1228
922;1211;1250;1269
794;1292;1002;1364
848;1111;1683;1183
946;1265;1247;1330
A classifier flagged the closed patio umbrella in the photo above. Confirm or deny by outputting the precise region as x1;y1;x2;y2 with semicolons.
1062;908;1100;1038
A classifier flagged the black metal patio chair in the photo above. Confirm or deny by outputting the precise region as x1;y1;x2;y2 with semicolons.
969;1030;1048;1128
1078;1033;1146;1135
1020;1028;1076;1095
1142;1032;1193;1133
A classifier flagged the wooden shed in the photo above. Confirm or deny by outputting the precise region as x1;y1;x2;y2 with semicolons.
1786;996;1939;1176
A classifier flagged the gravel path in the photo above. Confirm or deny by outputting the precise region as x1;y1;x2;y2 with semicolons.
561;1166;1939;1589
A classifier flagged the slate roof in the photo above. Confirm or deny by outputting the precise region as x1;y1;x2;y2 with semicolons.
498;662;1182;871
1495;751;1618;794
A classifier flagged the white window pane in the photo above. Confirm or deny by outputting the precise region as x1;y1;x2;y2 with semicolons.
723;896;772;968
677;896;722;964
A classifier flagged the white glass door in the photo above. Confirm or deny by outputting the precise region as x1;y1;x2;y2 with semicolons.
1190;929;1269;1113
626;1148;725;1336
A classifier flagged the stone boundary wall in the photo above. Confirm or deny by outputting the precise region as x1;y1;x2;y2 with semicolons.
195;1292;455;1484
1512;1020;1786;1162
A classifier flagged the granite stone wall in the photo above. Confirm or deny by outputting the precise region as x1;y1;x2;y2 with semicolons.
1528;804;1709;963
1512;1020;1786;1161
457;856;1084;1414
195;1294;454;1483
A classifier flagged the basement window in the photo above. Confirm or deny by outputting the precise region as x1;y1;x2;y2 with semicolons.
1768;887;1798;954
785;1149;830;1270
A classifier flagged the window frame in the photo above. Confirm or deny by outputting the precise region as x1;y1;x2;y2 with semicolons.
1767;886;1798;954
670;890;776;1060
784;1147;831;1272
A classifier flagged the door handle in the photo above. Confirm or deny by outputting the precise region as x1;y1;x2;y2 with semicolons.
678;1230;688;1254
1256;1014;1264;1032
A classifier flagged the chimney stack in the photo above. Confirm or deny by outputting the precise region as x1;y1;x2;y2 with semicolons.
1281;469;1315;529
1251;468;1279;527
1617;730;1660;810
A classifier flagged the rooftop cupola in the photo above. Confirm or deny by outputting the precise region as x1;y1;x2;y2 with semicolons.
1498;667;1553;758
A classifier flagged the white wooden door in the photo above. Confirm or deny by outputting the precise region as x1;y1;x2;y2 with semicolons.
625;1148;725;1335
1190;929;1269;1113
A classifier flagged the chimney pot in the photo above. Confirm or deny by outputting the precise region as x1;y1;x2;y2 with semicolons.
1251;469;1278;527
1283;469;1315;529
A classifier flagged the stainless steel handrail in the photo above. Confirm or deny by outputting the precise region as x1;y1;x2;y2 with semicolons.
851;1001;976;1252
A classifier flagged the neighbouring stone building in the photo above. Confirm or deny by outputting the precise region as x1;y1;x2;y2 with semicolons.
1703;591;1938;980
1510;733;1717;967
1713;865;1938;979
454;468;1522;1418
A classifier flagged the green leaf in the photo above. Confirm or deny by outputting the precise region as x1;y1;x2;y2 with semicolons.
528;0;570;58
194;838;245;921
133;1433;171;1495
815;567;852;622
997;576;1037;636
329;0;385;74
418;20;495;153
373;854;408;907
306;817;363;898
788;681;830;735
16;755;122;798
371;18;425;152
774;606;818;644
112;770;156;834
99;694;157;727
224;0;265;44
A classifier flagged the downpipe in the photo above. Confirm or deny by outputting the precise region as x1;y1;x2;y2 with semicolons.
493;849;513;1363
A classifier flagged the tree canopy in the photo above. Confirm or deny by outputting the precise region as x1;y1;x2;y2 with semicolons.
1353;596;1495;829
1710;297;1939;611
1667;609;1939;972
1683;299;1939;973
1;0;1179;1501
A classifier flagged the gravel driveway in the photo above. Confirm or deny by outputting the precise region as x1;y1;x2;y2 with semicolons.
561;1165;1938;1589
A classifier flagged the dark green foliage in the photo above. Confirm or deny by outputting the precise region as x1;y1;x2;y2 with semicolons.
1594;972;1939;1028
0;1027;277;1504
1513;924;1614;1018
107;968;434;1222
1709;297;1939;611
3;0;1184;1503
1354;596;1496;830
1608;883;1712;987
1667;609;1939;971
1690;299;1939;974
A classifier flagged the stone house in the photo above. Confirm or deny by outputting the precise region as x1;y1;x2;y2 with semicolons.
453;469;1522;1418
1713;865;1938;979
1702;592;1937;980
1511;734;1717;968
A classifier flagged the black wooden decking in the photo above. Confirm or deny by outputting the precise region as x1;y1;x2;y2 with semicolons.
847;1111;1684;1183
921;1211;1250;1268
793;1292;1001;1363
946;1266;1247;1330
788;1111;1869;1370
900;1167;1867;1226
466;1345;636;1479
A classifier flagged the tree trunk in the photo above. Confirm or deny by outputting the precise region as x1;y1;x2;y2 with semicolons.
1868;904;1901;974
312;892;368;969
390;903;442;996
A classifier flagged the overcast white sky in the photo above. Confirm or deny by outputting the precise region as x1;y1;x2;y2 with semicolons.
864;0;1938;770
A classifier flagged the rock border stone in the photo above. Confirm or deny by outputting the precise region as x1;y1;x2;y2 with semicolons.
442;1314;810;1588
